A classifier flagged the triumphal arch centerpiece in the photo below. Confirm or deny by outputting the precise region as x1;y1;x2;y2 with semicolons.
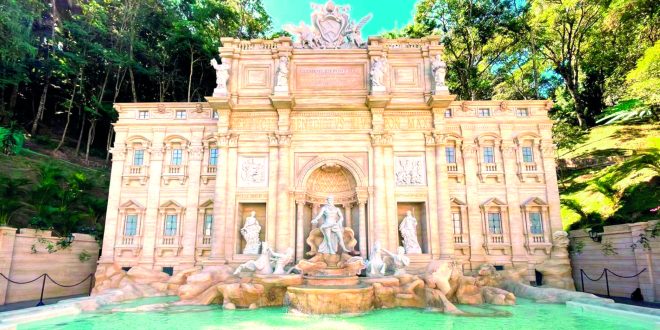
99;1;563;287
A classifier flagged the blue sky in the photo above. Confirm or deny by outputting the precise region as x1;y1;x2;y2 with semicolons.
262;0;420;37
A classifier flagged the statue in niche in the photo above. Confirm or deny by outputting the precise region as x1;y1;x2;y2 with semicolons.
310;196;350;255
233;241;273;275
431;54;448;94
366;241;386;277
274;56;289;93
210;58;230;96
272;247;294;275
370;57;388;92
382;246;410;276
399;210;422;254
240;211;261;254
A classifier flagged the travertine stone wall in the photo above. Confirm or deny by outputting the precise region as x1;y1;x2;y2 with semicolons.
570;221;658;302
99;36;562;283
0;227;99;305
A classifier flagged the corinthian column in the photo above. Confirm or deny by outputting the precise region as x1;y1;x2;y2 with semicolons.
99;127;128;264
295;198;306;261
208;133;231;264
370;133;388;247
275;133;292;251
434;133;454;259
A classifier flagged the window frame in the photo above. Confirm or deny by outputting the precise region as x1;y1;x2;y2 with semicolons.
522;146;534;163
445;146;456;164
516;108;529;117
133;149;144;166
203;214;213;236
138;110;149;120
478;108;491;117
124;214;138;236
164;214;178;236
487;212;503;234
452;212;462;234
483;146;495;164
171;148;183;165
209;148;218;166
529;212;543;235
175;110;187;119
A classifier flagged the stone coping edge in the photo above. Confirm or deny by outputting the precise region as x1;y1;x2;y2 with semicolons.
567;301;660;326
0;291;123;328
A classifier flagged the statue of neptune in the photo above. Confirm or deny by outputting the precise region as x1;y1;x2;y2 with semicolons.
310;196;350;255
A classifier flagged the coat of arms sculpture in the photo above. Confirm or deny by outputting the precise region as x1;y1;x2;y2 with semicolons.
284;1;372;49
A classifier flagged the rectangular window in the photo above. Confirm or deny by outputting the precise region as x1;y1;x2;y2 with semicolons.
164;214;177;236
212;110;219;119
444;109;452;118
162;267;174;276
138;111;149;119
522;147;534;162
452;212;462;234
478;108;491;117
530;212;543;234
209;148;218;166
124;215;138;236
171;149;183;165
445;146;456;163
488;212;503;234
516;108;529;117
203;214;213;236
133;150;144;166
483;146;495;163
175;110;186;119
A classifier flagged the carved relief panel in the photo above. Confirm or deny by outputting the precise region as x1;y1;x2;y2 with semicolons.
394;156;426;186
238;156;268;188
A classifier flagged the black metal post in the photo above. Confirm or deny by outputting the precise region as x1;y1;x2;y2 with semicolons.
36;274;46;306
604;269;610;297
580;269;585;292
88;273;94;295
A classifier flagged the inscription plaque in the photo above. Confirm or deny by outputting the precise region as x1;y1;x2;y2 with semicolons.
294;64;366;91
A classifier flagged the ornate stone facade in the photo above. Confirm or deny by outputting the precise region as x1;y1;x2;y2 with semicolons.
99;14;563;285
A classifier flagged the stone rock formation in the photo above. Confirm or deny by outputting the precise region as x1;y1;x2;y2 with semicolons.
536;231;576;290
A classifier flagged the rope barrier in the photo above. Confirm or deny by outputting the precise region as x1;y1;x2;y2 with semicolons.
0;272;94;307
606;268;646;279
579;268;648;298
0;273;45;285
45;273;94;288
580;269;606;282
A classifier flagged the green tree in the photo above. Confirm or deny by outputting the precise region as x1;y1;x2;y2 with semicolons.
0;176;29;226
406;0;528;100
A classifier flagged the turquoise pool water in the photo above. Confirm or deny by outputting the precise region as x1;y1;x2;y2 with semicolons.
20;297;653;330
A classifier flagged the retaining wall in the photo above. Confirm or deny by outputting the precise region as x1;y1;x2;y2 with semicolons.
0;227;99;305
570;220;658;302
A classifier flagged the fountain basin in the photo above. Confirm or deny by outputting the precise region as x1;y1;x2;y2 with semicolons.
304;275;359;286
286;284;374;315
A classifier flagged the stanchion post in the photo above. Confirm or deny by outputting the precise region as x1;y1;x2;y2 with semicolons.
36;274;46;306
580;269;585;292
604;269;610;297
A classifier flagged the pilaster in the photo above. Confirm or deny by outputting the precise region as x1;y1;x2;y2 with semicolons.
433;133;454;259
501;131;526;263
180;127;205;268
223;135;239;261
139;127;167;268
424;133;440;257
100;127;128;264
275;132;292;251
208;133;232;264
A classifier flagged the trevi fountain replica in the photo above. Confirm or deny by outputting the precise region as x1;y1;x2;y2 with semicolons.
9;2;653;329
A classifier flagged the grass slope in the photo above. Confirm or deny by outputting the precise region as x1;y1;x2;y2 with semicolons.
558;124;660;229
0;147;109;228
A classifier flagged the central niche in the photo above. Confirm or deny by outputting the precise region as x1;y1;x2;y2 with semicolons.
301;163;360;255
305;163;356;199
